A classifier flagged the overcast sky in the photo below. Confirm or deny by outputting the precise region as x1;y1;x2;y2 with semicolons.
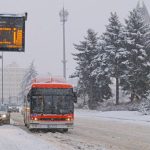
1;0;150;79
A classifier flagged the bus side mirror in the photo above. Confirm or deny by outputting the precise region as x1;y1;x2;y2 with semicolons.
73;92;77;103
27;95;30;102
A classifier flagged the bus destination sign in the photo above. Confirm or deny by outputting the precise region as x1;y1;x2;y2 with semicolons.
0;13;27;52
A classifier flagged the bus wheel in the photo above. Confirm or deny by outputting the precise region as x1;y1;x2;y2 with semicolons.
24;120;27;126
63;129;68;132
29;128;34;132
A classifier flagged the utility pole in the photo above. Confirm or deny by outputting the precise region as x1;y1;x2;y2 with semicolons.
59;7;69;80
0;52;3;104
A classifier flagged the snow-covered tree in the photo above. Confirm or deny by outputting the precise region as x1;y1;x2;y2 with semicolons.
101;12;126;105
90;40;112;102
136;3;150;62
139;98;150;115
136;1;150;112
21;61;38;97
136;0;150;24
121;9;150;101
72;29;101;109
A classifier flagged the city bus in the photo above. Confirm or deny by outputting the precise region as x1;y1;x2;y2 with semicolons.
23;77;77;132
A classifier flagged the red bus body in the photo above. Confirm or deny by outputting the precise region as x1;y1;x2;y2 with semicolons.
23;78;76;131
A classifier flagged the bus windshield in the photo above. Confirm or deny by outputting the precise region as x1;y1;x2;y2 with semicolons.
30;88;74;114
31;88;74;96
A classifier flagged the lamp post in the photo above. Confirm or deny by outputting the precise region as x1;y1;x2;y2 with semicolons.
0;52;3;104
59;7;69;80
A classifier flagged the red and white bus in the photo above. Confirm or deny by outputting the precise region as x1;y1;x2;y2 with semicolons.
23;77;77;132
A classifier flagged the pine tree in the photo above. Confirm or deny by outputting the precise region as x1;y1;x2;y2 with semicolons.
21;61;38;97
90;40;112;101
102;12;126;105
136;2;150;112
121;9;150;101
137;4;150;62
72;29;101;109
136;0;150;24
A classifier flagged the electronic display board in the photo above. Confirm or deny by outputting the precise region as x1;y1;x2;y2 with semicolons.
0;13;27;52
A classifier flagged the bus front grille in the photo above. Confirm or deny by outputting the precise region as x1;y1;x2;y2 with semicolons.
39;118;68;121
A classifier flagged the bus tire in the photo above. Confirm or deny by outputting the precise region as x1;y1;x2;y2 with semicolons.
24;119;27;126
63;129;68;132
29;128;33;132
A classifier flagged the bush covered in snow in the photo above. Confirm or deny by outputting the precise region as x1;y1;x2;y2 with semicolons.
139;99;150;115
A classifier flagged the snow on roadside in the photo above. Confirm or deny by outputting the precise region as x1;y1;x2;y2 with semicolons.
75;109;150;124
36;131;106;150
0;125;59;150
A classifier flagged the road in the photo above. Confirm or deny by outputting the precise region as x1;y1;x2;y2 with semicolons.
74;117;150;150
7;112;150;150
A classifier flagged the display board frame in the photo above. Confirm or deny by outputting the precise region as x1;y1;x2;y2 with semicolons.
0;13;27;52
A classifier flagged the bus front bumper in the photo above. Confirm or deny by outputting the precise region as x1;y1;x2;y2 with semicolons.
29;122;73;129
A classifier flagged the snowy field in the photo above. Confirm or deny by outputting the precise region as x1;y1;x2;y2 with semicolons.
75;109;150;125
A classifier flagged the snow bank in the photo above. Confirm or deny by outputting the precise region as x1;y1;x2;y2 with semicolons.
0;125;59;150
75;109;150;124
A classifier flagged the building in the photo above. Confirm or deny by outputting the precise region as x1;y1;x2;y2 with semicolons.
0;62;26;105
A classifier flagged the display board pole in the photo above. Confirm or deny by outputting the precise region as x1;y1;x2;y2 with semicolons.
1;51;3;104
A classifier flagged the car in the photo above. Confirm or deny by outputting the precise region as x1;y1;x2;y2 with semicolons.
0;105;10;124
8;106;19;113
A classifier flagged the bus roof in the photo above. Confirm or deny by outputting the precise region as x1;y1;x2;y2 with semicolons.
31;83;73;89
28;77;73;89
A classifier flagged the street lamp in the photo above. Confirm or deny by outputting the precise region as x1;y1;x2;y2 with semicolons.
0;52;3;104
59;7;69;80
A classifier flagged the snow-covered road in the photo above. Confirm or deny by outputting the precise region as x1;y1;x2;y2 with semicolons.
2;110;150;150
35;110;150;150
74;112;150;150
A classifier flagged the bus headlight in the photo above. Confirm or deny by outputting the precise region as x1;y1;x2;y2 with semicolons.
31;117;38;121
66;118;72;121
34;117;38;121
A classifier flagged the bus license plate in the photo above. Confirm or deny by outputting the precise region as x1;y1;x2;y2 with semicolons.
48;124;57;128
